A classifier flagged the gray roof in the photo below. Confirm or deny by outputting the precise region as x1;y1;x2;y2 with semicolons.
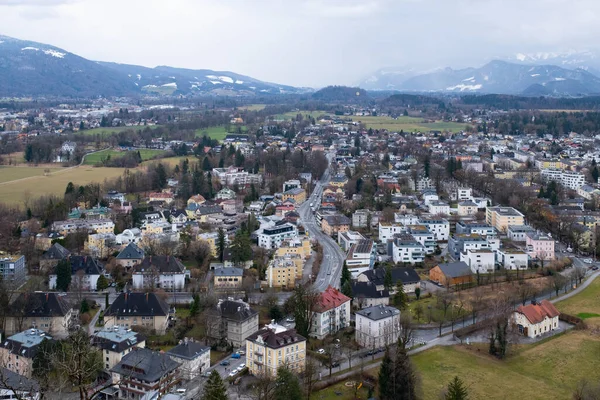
356;305;400;321
214;267;243;277
0;368;39;391
437;262;472;278
360;267;420;286
111;348;180;382
41;243;70;261
167;341;209;361
104;293;170;317
134;256;185;274
117;243;145;260
215;300;258;322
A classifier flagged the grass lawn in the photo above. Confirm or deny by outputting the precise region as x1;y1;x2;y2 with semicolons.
275;110;330;120
556;277;600;321
195;126;248;141
237;104;266;111
410;331;600;399
317;380;371;400
347;115;467;133
211;350;228;366
0;166;128;205
405;296;467;324
79;125;160;136
83;149;166;165
0;166;64;183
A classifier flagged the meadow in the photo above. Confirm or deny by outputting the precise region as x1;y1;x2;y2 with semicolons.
77;125;160;136
195;126;248;141
0;166;64;183
82;148;166;165
556;276;600;321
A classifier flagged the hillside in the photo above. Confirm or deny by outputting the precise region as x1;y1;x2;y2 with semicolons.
312;86;369;102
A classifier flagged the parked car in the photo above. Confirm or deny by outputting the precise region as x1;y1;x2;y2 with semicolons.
239;363;246;369
237;350;246;355
317;349;325;354
231;353;241;359
286;317;295;323
220;360;230;366
229;371;237;377
330;361;340;368
592;266;599;271
201;371;211;377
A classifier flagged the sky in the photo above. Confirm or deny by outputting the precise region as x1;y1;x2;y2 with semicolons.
1;0;599;87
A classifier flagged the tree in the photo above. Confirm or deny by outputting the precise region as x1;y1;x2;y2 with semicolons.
202;370;228;400
216;228;226;262
341;280;353;298
393;281;408;310
445;376;469;400
55;259;72;292
414;287;421;300
80;298;90;314
202;156;212;171
96;274;109;291
288;285;318;338
392;346;421;400
230;232;252;265
269;305;283;321
274;367;302;400
384;264;393;290
340;262;352;288
379;347;394;400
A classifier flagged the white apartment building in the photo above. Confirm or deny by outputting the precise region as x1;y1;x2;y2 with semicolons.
507;225;536;242
497;249;529;270
258;223;298;249
379;223;404;243
541;169;586;190
428;200;450;216
338;230;366;252
352;209;371;228
419;219;450;241
460;249;496;274
457;187;473;201
311;286;351;340
392;237;426;264
345;239;375;277
355;305;400;348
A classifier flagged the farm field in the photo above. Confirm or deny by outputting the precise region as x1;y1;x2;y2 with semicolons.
0;167;128;205
83;148;166;165
195;126;247;141
411;331;600;399
0;166;64;183
237;104;267;111
556;275;600;321
77;125;160;136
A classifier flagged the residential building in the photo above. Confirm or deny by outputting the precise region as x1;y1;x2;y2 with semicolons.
258;223;298;249
310;286;351;339
212;166;250;186
111;348;180;400
460;249;496;274
457;201;478;216
428;200;450;216
356;267;421;294
525;232;556;261
148;192;174;205
338;230;366;252
429;262;473;287
206;299;259;347
577;184;600;200
507;225;536;242
116;228;142;245
456;222;497;237
274;237;311;260
86;233;116;258
132;256;186;291
512;300;560;338
116;243;145;268
0;255;26;285
52;219;115;235
497;249;529;270
448;233;491;259
421;190;439;206
355;305;400;348
246;322;306;378
166;339;210;381
281;188;307;204
419;219;450;241
352;209;370;228
351;281;390;308
213;267;244;289
103;293;170;335
321;215;351;237
391;236;426;264
345;239;376;277
92;326;146;370
0;368;40;400
535;158;563;170
282;179;302;192
405;226;436;254
48;256;104;291
0;329;51;378
486;206;525;233
266;256;302;288
541;169;586;190
215;188;236;200
39;243;70;272
457;187;473;201
329;175;348;188
378;223;404;243
5;293;75;338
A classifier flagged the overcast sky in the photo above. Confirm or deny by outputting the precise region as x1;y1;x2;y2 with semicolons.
1;0;599;87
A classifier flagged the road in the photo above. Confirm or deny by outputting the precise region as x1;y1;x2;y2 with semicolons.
297;152;346;292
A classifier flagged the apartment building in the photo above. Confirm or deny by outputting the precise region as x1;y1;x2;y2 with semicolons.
345;239;375;277
497;249;529;270
541;169;586;190
460;249;496;273
103;293;170;335
258;223;298;249
267;255;303;288
52;219;115;235
391;236;426;264
525;232;555;261
311;286;351;340
352;209;371;228
0;329;50;378
206;299;259;347
419;219;450;241
92;326;146;370
486;206;525;233
507;225;536;242
355;305;400;348
274;237;311;259
132;256;186;291
0;255;26;285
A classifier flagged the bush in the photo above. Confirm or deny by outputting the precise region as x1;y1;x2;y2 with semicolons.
80;313;91;325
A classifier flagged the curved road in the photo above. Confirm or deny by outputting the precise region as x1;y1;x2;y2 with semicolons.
298;152;346;292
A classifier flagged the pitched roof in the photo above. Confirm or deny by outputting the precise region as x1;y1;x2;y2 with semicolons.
356;305;400;321
10;293;72;318
246;328;306;350
351;281;390;299
517;300;560;324
133;256;185;274
214;267;243;277
167;341;209;360
41;243;71;261
360;267;421;286
104;293;170;317
215;300;258;322
314;286;351;313
116;243;145;260
0;368;39;391
322;215;351;226
436;262;472;278
62;256;103;275
111;348;180;382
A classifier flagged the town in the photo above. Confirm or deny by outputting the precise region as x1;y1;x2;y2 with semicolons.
1;89;600;400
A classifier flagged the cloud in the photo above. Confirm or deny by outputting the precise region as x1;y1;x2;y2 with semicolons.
0;0;82;5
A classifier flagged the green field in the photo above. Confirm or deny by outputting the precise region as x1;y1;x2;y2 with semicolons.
195;126;248;141
0;166;64;183
412;331;600;399
83;149;166;165
275;110;330;120
78;125;160;136
237;104;267;111
0;166;130;205
556;276;600;322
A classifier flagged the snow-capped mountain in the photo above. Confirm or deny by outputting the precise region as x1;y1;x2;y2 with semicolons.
0;35;304;97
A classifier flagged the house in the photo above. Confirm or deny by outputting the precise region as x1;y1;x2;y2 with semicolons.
281;188;307;205
48;256;104;291
5;293;75;338
429;262;473;287
116;243;145;268
352;209;370;228
206;299;259;347
258;223;298;249
187;195;206;208
169;210;188;226
378;223;404;243
329;175;348;188
428;200;450;216
419;219;450;241
92;326;146;370
0;255;27;285
525;232;555;261
283;179;302;192
460;249;496;274
345;239;376;276
266;256;302;288
448;234;490;259
246;322;306;378
215;188;236;200
457;201;478;216
132;256;186;291
311;286;351;339
512;300;560;338
105;191;126;204
486;206;525;233
338;231;365;252
39;243;71;272
103;293;171;335
0;329;51;378
497;249;529;270
213;267;243;289
86;233;116;258
166;339;210;381
456;222;496;237
321;215;351;237
356;267;421;294
351;281;390;309
457;187;473;201
52;219;115;235
115;228;142;245
111;348;180;400
507;225;536;242
0;368;40;400
391;236;426;265
355;305;400;348
148;192;174;205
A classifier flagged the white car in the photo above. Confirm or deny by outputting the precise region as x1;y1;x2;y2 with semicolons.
239;363;246;369
583;258;593;264
229;371;237;377
317;349;325;354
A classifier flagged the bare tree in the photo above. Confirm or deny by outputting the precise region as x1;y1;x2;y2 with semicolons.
397;313;414;350
248;372;276;400
302;357;320;400
573;380;600;400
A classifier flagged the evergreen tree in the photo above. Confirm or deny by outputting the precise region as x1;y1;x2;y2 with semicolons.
216;228;226;262
538;186;545;198
379;348;394;400
189;294;200;317
230;232;252;265
80;298;90;314
445;376;469;400
341;280;353;298
415;287;421;300
201;370;228;400
593;165;599;183
274;367;302;400
340;262;352;287
96;275;109;291
423;156;430;178
202;156;212;171
384;264;393;290
55;259;72;292
393;346;420;400
393;281;408;310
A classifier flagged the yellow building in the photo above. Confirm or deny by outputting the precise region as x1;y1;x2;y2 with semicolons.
85;233;115;258
281;188;307;205
213;267;244;290
329;175;348;188
321;215;351;237
275;237;312;260
267;255;304;288
246;323;306;378
198;232;219;257
535;159;564;170
486;206;525;233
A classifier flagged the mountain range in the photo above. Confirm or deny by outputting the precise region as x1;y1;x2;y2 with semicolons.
0;35;303;98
